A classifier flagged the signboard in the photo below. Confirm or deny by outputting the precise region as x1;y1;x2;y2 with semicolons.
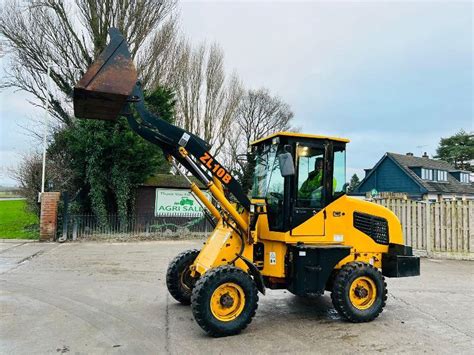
155;188;211;217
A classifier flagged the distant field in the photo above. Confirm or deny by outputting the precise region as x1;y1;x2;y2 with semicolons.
0;200;39;239
0;191;22;198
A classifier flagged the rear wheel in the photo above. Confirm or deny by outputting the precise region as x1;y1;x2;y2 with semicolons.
191;265;258;337
166;249;199;305
331;262;387;322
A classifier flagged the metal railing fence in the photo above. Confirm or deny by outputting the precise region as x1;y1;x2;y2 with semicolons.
57;213;213;240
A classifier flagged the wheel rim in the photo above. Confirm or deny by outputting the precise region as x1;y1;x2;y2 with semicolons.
349;276;377;310
210;282;246;322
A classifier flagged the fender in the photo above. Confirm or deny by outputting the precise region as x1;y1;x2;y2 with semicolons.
237;254;266;295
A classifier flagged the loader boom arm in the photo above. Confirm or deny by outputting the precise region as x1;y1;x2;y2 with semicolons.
125;82;251;211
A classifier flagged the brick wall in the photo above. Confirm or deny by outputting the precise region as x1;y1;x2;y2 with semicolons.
39;192;61;242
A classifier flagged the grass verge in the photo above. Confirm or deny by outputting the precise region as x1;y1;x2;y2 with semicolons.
0;200;39;239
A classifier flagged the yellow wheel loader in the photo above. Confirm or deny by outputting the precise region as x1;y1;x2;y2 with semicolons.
74;29;420;337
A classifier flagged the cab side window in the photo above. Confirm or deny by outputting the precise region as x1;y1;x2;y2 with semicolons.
333;149;346;198
296;145;325;208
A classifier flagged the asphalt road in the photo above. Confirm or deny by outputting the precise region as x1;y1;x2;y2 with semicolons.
1;239;473;354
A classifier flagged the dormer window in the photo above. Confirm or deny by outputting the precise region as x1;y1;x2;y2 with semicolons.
460;173;470;183
420;169;448;182
449;171;471;183
421;168;433;180
435;170;448;182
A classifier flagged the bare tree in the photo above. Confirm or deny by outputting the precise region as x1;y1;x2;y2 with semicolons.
0;0;178;125
225;88;294;192
239;88;293;144
171;40;243;156
137;19;180;88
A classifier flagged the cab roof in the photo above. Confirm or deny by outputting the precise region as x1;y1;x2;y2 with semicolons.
250;131;350;146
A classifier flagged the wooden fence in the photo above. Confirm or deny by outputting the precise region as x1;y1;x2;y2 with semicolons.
376;199;474;260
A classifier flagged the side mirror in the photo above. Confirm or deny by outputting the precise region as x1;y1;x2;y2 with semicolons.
278;152;295;177
342;182;349;193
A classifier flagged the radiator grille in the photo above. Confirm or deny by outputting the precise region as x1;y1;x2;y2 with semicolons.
353;212;389;245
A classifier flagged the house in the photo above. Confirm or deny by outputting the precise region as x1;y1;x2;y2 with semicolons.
353;152;474;201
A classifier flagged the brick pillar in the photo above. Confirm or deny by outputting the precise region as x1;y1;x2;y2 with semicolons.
39;192;61;242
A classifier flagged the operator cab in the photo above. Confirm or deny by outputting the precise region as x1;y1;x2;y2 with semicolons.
249;132;349;233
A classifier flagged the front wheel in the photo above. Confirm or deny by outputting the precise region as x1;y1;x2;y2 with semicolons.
191;266;258;337
331;261;387;322
166;249;199;305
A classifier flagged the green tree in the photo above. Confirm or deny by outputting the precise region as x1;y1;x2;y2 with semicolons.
436;130;474;172
47;87;175;226
347;174;360;193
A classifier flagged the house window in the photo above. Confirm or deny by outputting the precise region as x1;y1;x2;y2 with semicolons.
421;168;433;180
460;173;470;183
436;170;447;182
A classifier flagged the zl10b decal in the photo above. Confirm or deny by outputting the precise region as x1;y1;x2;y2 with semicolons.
199;152;232;184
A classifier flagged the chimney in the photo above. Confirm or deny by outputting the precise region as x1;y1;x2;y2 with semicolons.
364;169;372;177
422;152;429;158
406;152;414;156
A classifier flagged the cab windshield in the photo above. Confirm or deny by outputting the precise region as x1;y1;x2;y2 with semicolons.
251;144;276;198
251;143;286;230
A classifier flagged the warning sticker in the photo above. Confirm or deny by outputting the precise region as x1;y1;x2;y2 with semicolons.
269;252;276;265
178;132;190;147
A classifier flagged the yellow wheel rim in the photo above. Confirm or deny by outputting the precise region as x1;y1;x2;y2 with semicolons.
349;276;377;310
210;282;246;322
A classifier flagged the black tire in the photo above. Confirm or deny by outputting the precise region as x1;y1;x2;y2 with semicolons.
331;261;387;322
191;265;258;337
166;249;200;305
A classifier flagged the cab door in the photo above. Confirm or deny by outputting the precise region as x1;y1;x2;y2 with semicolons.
290;141;332;236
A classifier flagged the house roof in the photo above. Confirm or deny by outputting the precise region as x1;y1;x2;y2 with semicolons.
371;153;474;195
388;153;454;171
140;174;206;189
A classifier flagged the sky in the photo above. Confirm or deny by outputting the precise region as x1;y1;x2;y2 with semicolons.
0;0;473;186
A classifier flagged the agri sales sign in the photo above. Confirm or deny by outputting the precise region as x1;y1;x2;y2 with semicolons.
155;188;211;217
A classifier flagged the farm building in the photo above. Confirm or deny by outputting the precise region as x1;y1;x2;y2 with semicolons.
135;174;209;217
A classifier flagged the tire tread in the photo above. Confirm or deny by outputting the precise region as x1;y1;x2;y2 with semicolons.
166;249;200;305
331;261;387;323
191;265;258;337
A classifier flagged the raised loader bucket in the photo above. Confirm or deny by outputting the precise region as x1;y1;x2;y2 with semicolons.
73;28;137;121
